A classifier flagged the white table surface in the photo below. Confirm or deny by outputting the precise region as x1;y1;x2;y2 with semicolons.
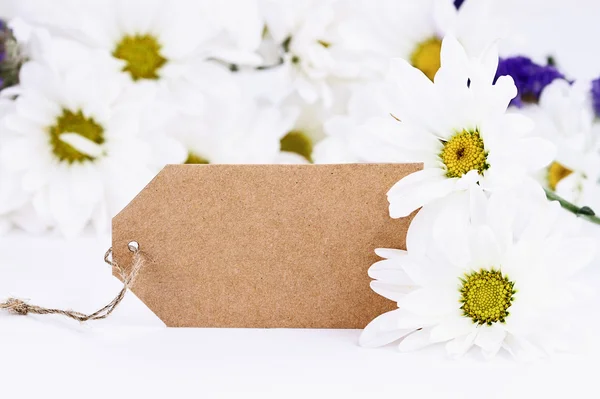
1;231;600;399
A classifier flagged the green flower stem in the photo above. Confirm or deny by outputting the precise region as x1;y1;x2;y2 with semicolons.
544;188;600;226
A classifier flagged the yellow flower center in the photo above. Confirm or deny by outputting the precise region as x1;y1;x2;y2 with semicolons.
547;162;573;191
185;153;210;165
440;130;488;178
49;109;105;164
410;37;442;81
113;34;167;81
280;131;313;162
460;269;515;325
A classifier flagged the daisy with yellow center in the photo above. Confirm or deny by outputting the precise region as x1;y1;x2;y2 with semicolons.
360;189;596;359
276;101;330;163
337;0;503;81
0;52;169;237
170;98;300;165
459;269;514;325
547;162;573;191
354;36;555;218
15;0;258;132
280;131;314;163
49;110;105;164
523;79;600;213
439;129;488;178
112;34;167;81
410;37;442;81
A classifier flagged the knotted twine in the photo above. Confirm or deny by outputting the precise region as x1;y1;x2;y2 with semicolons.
0;245;145;322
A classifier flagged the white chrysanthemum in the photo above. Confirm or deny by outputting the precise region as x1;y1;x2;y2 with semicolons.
12;0;263;59
277;97;345;163
360;188;596;359
0;54;174;236
235;71;350;162
338;0;506;81
355;36;555;218
171;96;300;165
257;0;362;107
10;0;249;118
522;79;600;210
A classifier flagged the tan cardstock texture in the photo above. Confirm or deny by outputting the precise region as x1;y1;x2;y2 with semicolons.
112;164;421;328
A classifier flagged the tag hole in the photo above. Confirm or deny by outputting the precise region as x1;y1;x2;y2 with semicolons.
128;241;140;252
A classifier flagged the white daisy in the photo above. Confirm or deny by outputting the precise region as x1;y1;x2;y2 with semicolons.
236;69;351;162
257;0;363;107
171;96;299;165
278;97;343;163
523;79;600;210
355;36;555;218
0;52;164;237
360;188;596;359
11;0;246;118
338;0;506;81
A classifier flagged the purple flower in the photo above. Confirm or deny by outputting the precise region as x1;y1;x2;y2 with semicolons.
0;19;24;91
454;0;465;9
495;56;565;107
0;19;10;89
0;21;7;64
591;78;600;118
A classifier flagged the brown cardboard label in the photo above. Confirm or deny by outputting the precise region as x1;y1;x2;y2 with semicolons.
112;164;421;328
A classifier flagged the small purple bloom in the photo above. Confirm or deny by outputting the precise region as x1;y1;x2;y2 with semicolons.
1;19;25;91
0;19;7;63
454;0;465;9
591;78;600;118
0;19;9;89
495;56;565;107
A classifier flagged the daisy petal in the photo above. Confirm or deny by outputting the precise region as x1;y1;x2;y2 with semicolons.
397;327;434;352
543;237;596;277
473;41;499;86
468;225;501;269
430;316;474;342
502;334;545;362
369;258;413;285
359;309;413;348
519;200;561;241
393;308;436;329
435;36;470;92
512;137;556;172
474;324;507;359
59;133;104;158
445;330;478;357
374;248;406;259
399;288;457;316
387;59;447;135
370;281;413;302
469;185;488;225
387;170;457;218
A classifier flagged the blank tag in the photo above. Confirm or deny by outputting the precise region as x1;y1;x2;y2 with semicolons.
112;164;421;328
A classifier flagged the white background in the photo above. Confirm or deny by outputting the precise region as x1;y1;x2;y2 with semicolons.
498;0;600;80
3;1;600;398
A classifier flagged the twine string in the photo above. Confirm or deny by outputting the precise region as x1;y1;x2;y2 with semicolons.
0;247;145;322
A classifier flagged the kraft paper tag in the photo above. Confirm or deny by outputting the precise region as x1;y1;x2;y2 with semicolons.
112;164;421;328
